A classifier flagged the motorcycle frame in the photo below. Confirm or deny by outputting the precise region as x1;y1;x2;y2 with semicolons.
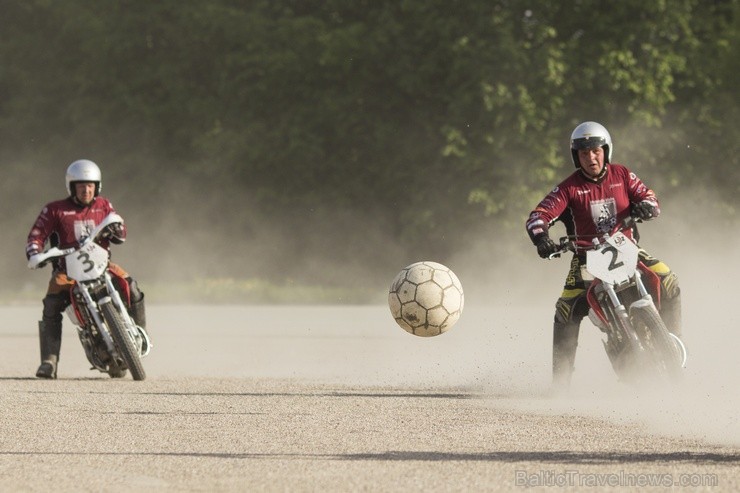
586;261;663;334
68;268;138;369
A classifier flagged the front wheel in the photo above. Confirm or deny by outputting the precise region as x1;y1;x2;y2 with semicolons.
630;300;683;381
101;302;146;381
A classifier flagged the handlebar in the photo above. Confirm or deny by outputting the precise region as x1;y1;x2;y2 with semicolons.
547;240;574;260
547;216;640;260
27;213;124;270
27;246;76;269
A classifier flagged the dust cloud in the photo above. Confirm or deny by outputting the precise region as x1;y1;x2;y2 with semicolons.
448;190;740;448
1;150;738;449
2;160;408;300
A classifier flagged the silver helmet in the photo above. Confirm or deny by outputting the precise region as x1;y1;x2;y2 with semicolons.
65;159;102;196
570;121;612;167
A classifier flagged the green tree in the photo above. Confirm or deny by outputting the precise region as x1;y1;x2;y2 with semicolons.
1;0;737;290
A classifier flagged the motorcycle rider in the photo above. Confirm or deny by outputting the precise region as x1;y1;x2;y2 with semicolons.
26;159;148;379
526;121;682;389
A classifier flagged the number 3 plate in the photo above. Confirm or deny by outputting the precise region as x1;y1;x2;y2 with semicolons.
65;242;109;281
586;232;638;285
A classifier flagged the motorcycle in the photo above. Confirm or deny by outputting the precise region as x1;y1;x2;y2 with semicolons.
550;217;687;383
28;213;151;381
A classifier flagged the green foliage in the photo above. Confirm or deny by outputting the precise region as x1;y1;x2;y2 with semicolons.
1;0;737;287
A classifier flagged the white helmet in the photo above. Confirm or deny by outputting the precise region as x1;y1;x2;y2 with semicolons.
570;121;612;167
66;159;102;196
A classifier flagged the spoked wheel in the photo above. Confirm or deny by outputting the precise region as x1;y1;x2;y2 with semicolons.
101;302;146;381
668;332;688;368
629;300;683;382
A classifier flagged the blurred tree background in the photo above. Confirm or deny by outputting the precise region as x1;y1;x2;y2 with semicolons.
1;0;737;301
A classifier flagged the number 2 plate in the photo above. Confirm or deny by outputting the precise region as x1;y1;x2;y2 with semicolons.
585;232;638;285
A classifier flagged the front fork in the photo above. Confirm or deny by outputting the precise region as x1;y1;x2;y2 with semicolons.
77;282;118;358
601;271;652;351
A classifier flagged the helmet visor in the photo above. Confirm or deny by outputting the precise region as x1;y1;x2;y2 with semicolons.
572;136;607;151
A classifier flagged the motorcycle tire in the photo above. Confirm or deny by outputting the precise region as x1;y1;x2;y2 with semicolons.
101;302;146;381
629;300;683;381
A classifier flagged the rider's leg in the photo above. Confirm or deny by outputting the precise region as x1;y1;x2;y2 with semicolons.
552;294;589;389
553;323;579;388
638;251;682;338
127;278;146;331
109;263;148;335
660;289;682;338
125;276;151;354
657;271;682;338
552;255;589;389
36;292;68;379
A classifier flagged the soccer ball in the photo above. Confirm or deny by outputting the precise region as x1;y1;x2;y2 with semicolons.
388;261;464;337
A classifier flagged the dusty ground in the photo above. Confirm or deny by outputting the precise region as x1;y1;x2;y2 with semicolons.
0;304;738;492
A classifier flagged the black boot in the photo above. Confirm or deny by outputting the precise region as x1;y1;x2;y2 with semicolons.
128;293;147;330
552;322;580;391
660;292;682;338
36;320;62;379
128;293;151;355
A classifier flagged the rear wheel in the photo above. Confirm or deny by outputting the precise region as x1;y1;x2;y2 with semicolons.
101;302;146;381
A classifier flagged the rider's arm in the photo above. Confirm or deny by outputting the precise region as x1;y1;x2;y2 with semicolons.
104;223;126;244
526;186;570;259
99;198;127;245
25;206;56;259
526;187;569;245
624;167;660;219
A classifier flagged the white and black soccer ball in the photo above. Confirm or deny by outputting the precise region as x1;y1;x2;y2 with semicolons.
388;261;464;337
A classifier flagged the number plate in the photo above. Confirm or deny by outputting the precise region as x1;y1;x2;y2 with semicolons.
585;232;638;285
65;242;109;281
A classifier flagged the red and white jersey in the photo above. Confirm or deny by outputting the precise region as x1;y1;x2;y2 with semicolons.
26;196;126;260
526;163;659;244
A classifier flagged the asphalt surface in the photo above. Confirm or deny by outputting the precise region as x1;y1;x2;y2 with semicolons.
1;305;738;492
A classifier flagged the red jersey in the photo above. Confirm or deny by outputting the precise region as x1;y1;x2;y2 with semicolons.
526;163;659;245
26;196;126;261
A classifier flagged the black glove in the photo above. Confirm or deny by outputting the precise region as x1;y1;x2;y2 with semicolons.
103;223;125;244
535;235;559;259
632;201;659;221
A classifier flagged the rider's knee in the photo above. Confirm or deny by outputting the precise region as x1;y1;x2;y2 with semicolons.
42;292;69;321
554;294;589;326
641;253;680;299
